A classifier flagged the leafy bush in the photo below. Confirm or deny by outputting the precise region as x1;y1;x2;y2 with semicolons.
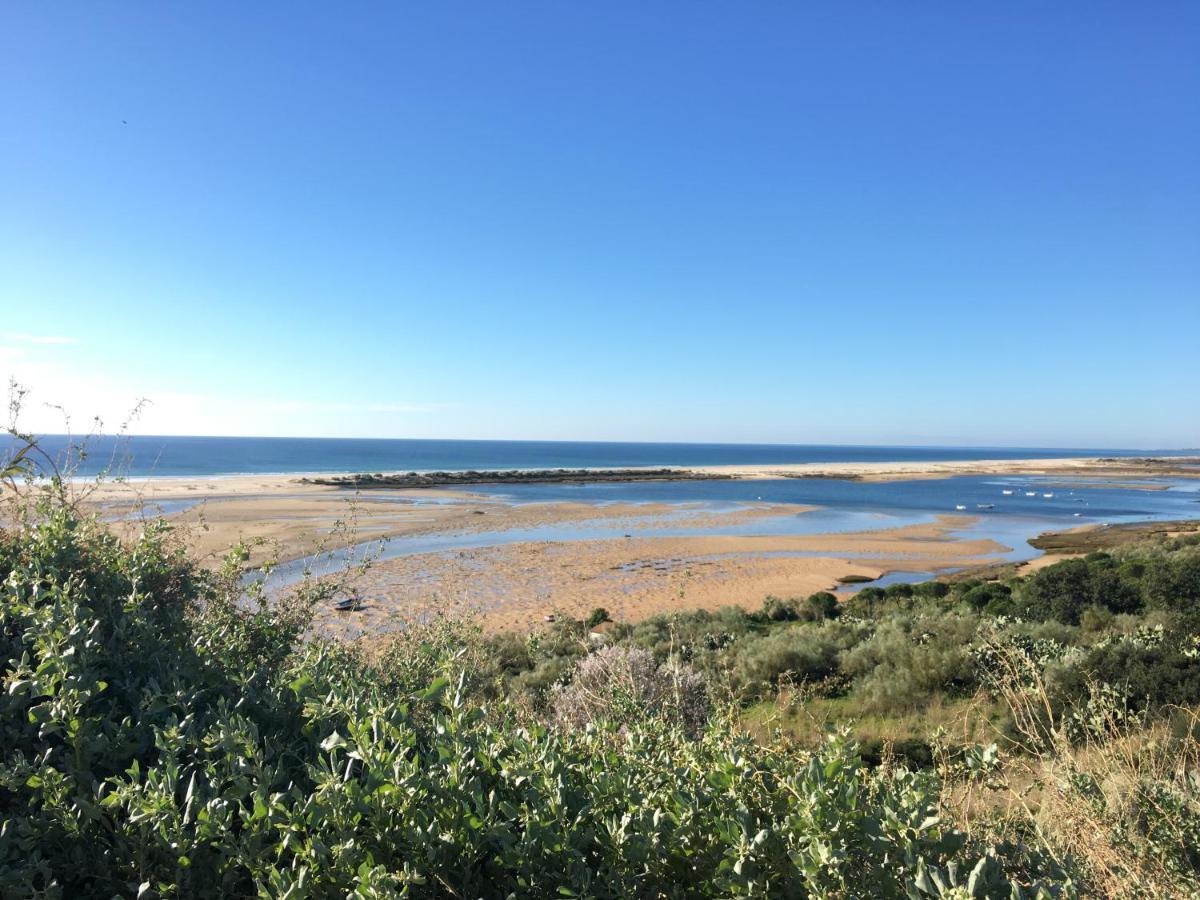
801;590;840;622
839;614;979;711
1054;618;1200;714
1143;550;1200;612
1;499;1069;897
841;586;888;617
726;620;865;696
1018;557;1143;623
1018;560;1095;623
760;592;839;623
586;605;613;628
761;594;801;621
914;580;951;600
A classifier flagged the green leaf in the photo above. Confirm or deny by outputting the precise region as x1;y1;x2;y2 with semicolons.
419;676;451;703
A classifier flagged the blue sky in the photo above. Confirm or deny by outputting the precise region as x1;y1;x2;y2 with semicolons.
1;3;1197;447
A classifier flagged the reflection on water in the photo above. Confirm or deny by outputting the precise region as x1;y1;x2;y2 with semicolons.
100;498;202;522
464;473;1200;518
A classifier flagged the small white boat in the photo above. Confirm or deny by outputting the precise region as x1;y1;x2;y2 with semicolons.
1043;493;1054;498
1073;512;1082;517
1002;489;1014;495
955;504;967;510
976;503;994;510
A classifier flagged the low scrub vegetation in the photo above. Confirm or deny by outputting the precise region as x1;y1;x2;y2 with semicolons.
3;452;1200;896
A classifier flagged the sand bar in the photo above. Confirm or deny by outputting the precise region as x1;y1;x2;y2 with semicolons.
71;458;1198;640
689;455;1200;483
85;475;804;567
310;515;1007;640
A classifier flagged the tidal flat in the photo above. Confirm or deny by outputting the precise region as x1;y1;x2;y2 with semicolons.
84;455;1200;639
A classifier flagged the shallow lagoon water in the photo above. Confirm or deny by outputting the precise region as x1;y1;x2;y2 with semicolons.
100;498;203;522
464;474;1200;520
255;475;1199;591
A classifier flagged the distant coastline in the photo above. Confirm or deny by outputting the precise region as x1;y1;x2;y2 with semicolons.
298;456;1200;489
11;434;1198;479
300;468;733;488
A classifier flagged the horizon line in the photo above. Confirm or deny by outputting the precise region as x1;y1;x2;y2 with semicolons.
15;433;1195;453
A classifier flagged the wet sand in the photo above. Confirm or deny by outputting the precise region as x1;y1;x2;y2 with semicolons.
83;452;1195;564
87;476;802;567
83;475;1007;638
309;516;1008;640
81;458;1193;640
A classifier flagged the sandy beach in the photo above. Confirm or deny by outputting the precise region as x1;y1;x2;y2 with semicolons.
308;515;1008;640
75;453;1198;638
86;475;801;568
83;454;1198;565
689;455;1200;483
86;474;1007;639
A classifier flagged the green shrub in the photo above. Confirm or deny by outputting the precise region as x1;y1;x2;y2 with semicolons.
914;580;951;600
1054;618;1200;714
961;581;1013;614
801;590;840;622
1143;550;1200;613
1018;557;1143;623
1022;561;1099;624
839;614;979;711
586;605;613;628
841;586;888;617
0;500;1068;897
727;621;865;697
761;594;801;621
1080;605;1116;633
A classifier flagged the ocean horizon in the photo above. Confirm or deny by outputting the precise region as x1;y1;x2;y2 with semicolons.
8;434;1193;479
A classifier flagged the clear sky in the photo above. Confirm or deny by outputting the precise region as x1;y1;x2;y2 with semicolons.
1;3;1197;447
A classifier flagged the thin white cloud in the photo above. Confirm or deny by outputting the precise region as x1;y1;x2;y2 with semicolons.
3;333;78;345
1;347;448;435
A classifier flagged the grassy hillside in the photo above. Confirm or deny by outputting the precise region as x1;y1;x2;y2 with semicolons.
3;477;1199;896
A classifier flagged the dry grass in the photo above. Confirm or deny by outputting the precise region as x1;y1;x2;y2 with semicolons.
941;646;1200;898
741;684;1001;752
740;644;1200;896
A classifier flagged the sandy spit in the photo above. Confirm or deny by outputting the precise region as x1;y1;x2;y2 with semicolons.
688;456;1200;483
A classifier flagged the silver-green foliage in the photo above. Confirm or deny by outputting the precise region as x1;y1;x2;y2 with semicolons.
0;503;1072;898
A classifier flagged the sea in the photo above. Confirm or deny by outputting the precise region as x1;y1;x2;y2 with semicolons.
9;434;1194;479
